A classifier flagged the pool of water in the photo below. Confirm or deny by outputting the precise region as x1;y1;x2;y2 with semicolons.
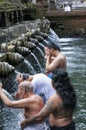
60;38;86;130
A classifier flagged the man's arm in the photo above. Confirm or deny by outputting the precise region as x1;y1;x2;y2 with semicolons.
46;57;60;72
0;90;31;108
21;95;57;129
0;83;31;108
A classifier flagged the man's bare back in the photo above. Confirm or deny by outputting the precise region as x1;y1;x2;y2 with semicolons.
23;94;44;119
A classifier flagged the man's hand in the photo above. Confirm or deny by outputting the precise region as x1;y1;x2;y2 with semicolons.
21;119;27;130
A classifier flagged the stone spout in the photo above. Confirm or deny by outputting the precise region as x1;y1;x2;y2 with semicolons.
1;42;15;53
32;34;44;42
0;62;14;77
16;46;31;56
29;38;39;45
24;41;36;50
7;52;24;65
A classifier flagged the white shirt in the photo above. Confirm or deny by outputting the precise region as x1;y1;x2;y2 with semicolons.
64;5;71;12
31;73;55;104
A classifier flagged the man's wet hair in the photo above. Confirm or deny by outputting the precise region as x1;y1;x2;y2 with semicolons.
45;42;60;51
52;68;77;112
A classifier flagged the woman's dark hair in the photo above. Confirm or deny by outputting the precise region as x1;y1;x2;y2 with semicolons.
52;68;77;113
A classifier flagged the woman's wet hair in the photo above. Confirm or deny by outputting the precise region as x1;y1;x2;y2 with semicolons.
52;68;69;84
52;68;77;112
45;42;60;51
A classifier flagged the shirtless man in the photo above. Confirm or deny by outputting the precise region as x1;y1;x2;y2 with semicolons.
21;68;77;130
0;81;47;130
45;43;66;78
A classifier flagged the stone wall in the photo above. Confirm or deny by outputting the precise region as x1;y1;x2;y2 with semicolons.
45;10;86;37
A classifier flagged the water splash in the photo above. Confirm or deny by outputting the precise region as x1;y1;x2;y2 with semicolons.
2;89;13;100
27;52;42;73
39;42;45;47
36;47;44;57
24;59;35;74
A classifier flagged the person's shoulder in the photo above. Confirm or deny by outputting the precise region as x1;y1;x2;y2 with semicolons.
58;52;66;59
33;94;44;103
28;94;42;101
46;94;62;109
48;93;62;103
33;94;43;99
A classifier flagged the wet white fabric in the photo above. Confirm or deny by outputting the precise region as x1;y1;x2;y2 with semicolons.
31;73;55;104
24;122;48;130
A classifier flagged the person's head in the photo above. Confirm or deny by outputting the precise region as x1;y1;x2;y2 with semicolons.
17;81;33;99
52;68;77;111
16;73;33;83
45;42;60;51
44;42;60;56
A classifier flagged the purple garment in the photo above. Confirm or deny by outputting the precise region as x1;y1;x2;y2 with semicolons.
31;73;55;104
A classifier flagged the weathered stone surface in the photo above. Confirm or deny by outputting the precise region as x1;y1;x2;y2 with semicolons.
45;9;86;37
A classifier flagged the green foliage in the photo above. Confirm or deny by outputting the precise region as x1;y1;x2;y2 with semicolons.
0;0;24;11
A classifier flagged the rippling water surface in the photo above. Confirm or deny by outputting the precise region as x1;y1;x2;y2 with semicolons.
0;38;86;130
60;38;86;130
